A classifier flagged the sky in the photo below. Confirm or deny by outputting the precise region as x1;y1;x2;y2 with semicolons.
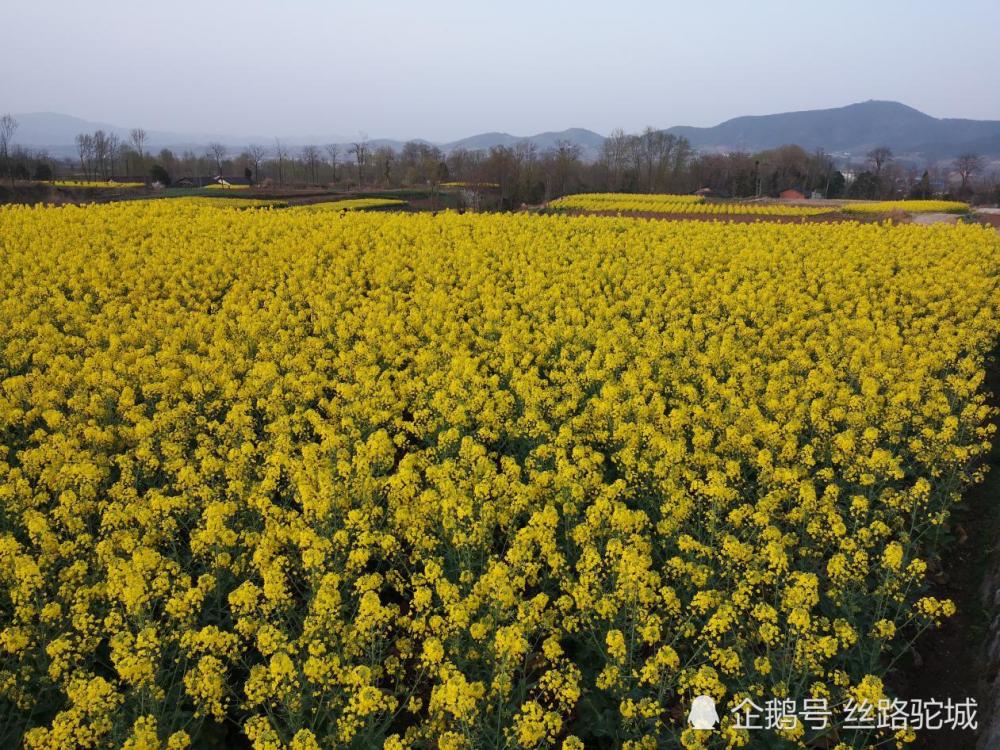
3;0;1000;142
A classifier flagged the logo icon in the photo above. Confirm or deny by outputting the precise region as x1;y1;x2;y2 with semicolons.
688;695;720;730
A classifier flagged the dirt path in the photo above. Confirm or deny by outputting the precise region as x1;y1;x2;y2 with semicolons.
972;210;1000;231
910;213;962;225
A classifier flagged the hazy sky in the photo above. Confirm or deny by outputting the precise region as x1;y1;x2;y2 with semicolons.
3;0;999;141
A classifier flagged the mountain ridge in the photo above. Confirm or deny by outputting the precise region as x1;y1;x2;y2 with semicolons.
663;100;1000;159
8;112;606;160
11;101;1000;161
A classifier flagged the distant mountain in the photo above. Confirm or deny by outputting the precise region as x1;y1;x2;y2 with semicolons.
12;113;127;146
441;131;523;151
9;112;275;155
443;128;605;159
10;112;606;161
12;103;1000;163
664;100;1000;159
324;129;605;160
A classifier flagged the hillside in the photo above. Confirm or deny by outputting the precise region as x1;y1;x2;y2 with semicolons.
664;100;1000;158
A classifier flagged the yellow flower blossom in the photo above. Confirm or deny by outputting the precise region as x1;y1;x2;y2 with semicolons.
1;203;997;748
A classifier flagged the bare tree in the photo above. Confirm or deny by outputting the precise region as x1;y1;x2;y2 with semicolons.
107;133;122;179
955;152;982;191
301;145;321;184
422;145;445;189
207;142;227;176
129;128;147;156
866;146;893;176
93;130;111;179
372;146;395;186
274;138;289;184
351;134;370;186
247;143;267;184
129;128;148;177
325;144;339;182
479;145;520;208
445;147;478;186
635;128;686;192
600;128;631;191
0;114;17;187
543;140;582;199
638;127;661;192
75;133;94;180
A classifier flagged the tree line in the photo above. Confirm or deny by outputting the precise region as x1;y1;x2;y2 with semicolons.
1;113;998;206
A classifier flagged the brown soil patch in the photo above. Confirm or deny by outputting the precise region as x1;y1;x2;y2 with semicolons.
972;213;1000;230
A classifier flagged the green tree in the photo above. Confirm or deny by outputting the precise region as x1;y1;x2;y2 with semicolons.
825;171;846;198
150;163;171;185
909;171;931;200
848;171;880;199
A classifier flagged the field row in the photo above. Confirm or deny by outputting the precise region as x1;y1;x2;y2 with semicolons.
548;193;971;217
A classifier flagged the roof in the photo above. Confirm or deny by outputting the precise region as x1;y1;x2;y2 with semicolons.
213;175;252;186
694;187;730;198
169;176;252;188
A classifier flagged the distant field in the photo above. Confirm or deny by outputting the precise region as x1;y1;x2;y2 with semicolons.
549;193;979;221
140;196;289;208
549;193;836;216
842;199;969;214
47;179;145;189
